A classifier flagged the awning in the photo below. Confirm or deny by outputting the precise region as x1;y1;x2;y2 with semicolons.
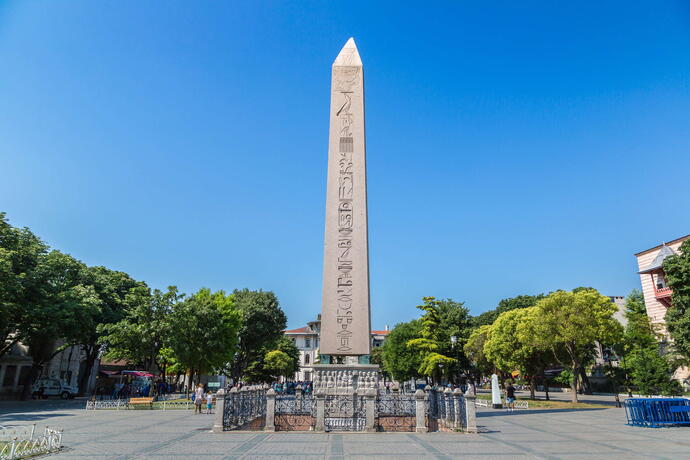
122;370;154;377
99;370;120;376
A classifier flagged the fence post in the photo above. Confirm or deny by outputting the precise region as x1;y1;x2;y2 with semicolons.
464;385;477;433
265;389;276;431
314;391;325;432
212;388;226;433
415;389;427;433
453;388;463;431
444;388;453;430
364;389;376;432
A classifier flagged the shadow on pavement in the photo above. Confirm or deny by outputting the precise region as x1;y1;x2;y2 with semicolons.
478;408;610;417
0;412;78;423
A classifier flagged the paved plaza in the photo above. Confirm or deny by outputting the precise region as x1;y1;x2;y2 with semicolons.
2;398;690;459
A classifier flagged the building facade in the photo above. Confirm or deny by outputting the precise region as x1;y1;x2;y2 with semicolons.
284;315;389;381
635;235;690;328
0;340;95;399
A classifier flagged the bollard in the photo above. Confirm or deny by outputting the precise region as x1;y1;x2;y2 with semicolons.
212;388;226;433
265;389;276;431
415;389;428;433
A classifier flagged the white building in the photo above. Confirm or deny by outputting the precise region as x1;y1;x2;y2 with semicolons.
284;314;390;381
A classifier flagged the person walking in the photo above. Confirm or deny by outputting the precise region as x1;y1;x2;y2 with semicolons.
505;381;516;412
206;392;214;414
194;384;204;415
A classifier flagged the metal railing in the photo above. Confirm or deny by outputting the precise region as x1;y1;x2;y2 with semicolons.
0;427;62;460
223;386;267;431
625;398;690;427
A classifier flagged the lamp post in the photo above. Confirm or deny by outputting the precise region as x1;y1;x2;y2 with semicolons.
450;336;458;384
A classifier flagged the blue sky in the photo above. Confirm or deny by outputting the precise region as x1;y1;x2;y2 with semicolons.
2;1;689;329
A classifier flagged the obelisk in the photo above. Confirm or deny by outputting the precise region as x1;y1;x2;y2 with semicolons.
319;38;371;362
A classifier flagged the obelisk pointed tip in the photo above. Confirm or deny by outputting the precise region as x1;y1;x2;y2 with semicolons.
333;37;362;66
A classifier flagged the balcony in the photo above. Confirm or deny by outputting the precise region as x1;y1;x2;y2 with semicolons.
654;286;673;307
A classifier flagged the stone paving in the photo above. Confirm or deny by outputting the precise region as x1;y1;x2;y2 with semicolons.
2;399;690;459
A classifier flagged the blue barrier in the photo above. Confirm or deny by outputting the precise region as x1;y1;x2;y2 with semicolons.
624;398;690;428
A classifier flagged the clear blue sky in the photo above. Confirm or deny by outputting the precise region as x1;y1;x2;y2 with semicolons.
2;1;690;329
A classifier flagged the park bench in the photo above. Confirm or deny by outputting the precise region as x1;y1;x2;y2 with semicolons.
129;397;154;409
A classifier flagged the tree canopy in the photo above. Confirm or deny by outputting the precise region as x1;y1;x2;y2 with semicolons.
663;240;690;361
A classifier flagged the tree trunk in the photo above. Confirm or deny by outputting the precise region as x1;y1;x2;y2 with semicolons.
571;361;579;403
542;370;550;401
78;345;99;396
529;374;536;400
578;366;592;395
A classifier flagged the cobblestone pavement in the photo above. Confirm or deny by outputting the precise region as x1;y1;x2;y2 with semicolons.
2;400;690;459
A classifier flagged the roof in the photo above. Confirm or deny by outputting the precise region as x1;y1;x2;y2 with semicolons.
639;243;677;274
284;326;316;334
634;234;690;256
371;330;390;335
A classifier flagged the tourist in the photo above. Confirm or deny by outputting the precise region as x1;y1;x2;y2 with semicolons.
206;392;214;414
505;381;516;412
194;384;204;415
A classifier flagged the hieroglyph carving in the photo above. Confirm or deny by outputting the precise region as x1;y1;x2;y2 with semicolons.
333;67;359;353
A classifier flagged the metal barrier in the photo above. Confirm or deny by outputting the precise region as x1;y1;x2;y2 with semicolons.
624;398;690;428
0;426;62;460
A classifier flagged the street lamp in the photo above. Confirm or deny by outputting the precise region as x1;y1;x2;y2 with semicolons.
450;336;457;345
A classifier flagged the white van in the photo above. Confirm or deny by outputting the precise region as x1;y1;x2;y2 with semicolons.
31;378;78;399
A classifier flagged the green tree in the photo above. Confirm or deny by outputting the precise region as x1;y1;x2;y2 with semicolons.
244;336;299;383
464;325;493;379
168;288;241;387
0;213;49;358
628;347;681;396
663;240;690;360
484;307;557;399
407;297;456;383
99;286;182;373
68;266;144;395
530;289;623;402
263;350;293;381
231;289;287;380
472;294;545;327
382;320;423;382
19;251;98;399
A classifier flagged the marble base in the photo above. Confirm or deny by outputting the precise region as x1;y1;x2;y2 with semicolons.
312;364;380;394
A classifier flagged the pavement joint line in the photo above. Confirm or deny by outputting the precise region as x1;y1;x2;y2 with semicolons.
405;433;452;460
222;432;269;460
492;414;675;460
328;433;343;458
479;432;562;460
114;429;202;459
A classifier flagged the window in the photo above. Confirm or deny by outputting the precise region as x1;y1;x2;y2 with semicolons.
315;338;319;348
305;338;311;348
3;365;17;387
304;354;310;365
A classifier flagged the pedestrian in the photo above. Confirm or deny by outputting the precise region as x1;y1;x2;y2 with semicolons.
505;381;516;412
206;392;214;414
194;384;204;415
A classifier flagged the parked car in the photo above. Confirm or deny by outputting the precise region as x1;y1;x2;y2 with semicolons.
31;378;78;399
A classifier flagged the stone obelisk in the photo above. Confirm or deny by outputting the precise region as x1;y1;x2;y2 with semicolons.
319;38;371;362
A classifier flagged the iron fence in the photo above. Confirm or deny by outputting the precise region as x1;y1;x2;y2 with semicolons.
275;394;315;431
625;398;690;428
376;392;416;431
324;394;366;431
223;387;267;431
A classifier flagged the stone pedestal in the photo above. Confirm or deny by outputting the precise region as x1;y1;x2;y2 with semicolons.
212;389;225;433
312;364;380;393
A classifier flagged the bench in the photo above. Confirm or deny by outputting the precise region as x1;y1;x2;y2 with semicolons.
129;397;154;409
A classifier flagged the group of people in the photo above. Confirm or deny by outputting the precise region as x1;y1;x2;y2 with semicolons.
193;383;215;415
